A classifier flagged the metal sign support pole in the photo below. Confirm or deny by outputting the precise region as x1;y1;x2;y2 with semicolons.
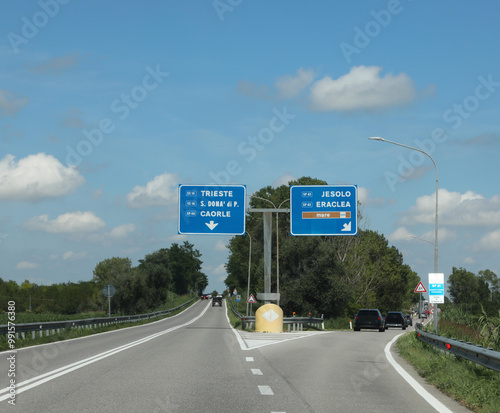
263;211;272;304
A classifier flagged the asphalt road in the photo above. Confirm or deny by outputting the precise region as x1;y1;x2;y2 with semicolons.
0;302;471;412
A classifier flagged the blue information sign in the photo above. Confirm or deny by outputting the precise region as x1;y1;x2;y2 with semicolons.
290;185;357;236
428;273;445;304
178;184;246;235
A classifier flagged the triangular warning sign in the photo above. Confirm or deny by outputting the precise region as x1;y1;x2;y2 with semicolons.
247;294;257;304
414;281;427;293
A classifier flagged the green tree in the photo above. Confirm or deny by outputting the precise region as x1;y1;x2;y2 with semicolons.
479;269;500;301
138;249;171;309
448;267;481;304
168;241;207;296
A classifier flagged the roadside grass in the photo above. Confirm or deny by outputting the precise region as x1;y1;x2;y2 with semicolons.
324;317;351;330
396;332;500;413
0;295;197;351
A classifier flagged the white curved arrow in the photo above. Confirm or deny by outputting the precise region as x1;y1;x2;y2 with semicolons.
205;221;219;230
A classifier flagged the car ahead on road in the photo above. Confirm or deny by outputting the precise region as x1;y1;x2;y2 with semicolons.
200;294;209;300
212;296;223;307
353;309;385;332
405;314;413;326
385;311;407;330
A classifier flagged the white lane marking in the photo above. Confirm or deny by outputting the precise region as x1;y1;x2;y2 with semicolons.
0;299;204;355
0;302;211;401
246;357;254;362
258;385;274;396
225;306;250;350
385;334;453;413
251;368;263;375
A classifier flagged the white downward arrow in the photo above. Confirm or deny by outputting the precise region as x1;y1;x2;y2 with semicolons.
205;221;219;230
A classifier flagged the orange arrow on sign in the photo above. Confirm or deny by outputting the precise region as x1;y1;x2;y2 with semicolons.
414;281;427;293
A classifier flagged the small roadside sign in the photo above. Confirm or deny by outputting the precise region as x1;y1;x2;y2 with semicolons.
429;273;445;304
414;281;427;293
247;294;257;304
236;295;241;302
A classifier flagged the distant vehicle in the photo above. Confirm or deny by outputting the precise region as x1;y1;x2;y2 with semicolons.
212;296;223;307
201;294;209;300
353;309;385;332
385;312;407;330
404;314;413;326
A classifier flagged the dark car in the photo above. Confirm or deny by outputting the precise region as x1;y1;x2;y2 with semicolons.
405;314;413;326
353;309;385;332
385;311;407;330
212;296;223;307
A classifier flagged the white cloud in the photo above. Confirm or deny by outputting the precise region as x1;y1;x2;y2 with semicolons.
401;189;500;227
109;223;136;239
0;89;29;116
357;187;394;208
388;226;454;244
62;251;88;260
16;261;38;270
214;240;228;252
479;229;500;251
24;211;105;233
308;66;416;112
127;172;179;208
0;153;85;202
213;263;226;275
358;187;369;204
388;227;415;242
28;53;82;75
273;173;296;188
275;68;315;99
421;228;455;243
463;256;476;265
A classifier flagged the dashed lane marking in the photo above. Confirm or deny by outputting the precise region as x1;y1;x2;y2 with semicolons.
258;385;274;396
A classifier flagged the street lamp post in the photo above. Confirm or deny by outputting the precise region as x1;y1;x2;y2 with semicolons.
276;198;290;306
369;137;439;333
246;231;252;317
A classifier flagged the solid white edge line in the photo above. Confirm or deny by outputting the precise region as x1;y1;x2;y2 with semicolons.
0;302;211;402
385;334;453;413
224;303;249;351
0;299;204;356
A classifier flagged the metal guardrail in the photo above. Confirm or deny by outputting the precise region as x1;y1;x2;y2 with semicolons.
415;323;500;373
227;297;324;331
0;298;197;341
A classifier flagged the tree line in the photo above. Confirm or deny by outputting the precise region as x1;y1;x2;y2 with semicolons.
0;241;208;315
446;267;500;315
224;177;499;318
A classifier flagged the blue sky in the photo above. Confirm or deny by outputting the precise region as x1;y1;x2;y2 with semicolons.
1;0;499;297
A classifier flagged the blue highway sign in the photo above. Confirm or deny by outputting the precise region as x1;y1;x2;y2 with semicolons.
290;185;357;236
178;184;246;235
